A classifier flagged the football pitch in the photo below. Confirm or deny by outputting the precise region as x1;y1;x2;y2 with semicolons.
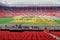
0;16;60;27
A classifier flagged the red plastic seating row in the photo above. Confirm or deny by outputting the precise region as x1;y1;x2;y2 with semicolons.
51;32;60;37
0;31;56;40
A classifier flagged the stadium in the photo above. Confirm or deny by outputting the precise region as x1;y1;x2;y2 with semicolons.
0;0;60;40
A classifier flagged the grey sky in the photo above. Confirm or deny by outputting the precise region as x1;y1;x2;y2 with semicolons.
0;0;60;6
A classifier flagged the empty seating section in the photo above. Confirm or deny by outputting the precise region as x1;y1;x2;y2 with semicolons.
0;31;56;40
51;32;60;37
37;32;56;40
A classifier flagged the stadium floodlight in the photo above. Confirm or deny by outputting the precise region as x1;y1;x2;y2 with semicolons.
0;0;60;7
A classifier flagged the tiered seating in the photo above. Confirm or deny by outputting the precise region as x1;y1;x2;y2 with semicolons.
51;32;60;37
37;32;56;40
0;31;56;40
0;12;6;18
0;31;22;40
1;10;60;17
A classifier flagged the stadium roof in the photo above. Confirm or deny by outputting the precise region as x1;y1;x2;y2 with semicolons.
0;0;60;7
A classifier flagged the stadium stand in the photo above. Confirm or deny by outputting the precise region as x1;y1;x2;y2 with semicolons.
0;6;60;40
0;31;57;40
